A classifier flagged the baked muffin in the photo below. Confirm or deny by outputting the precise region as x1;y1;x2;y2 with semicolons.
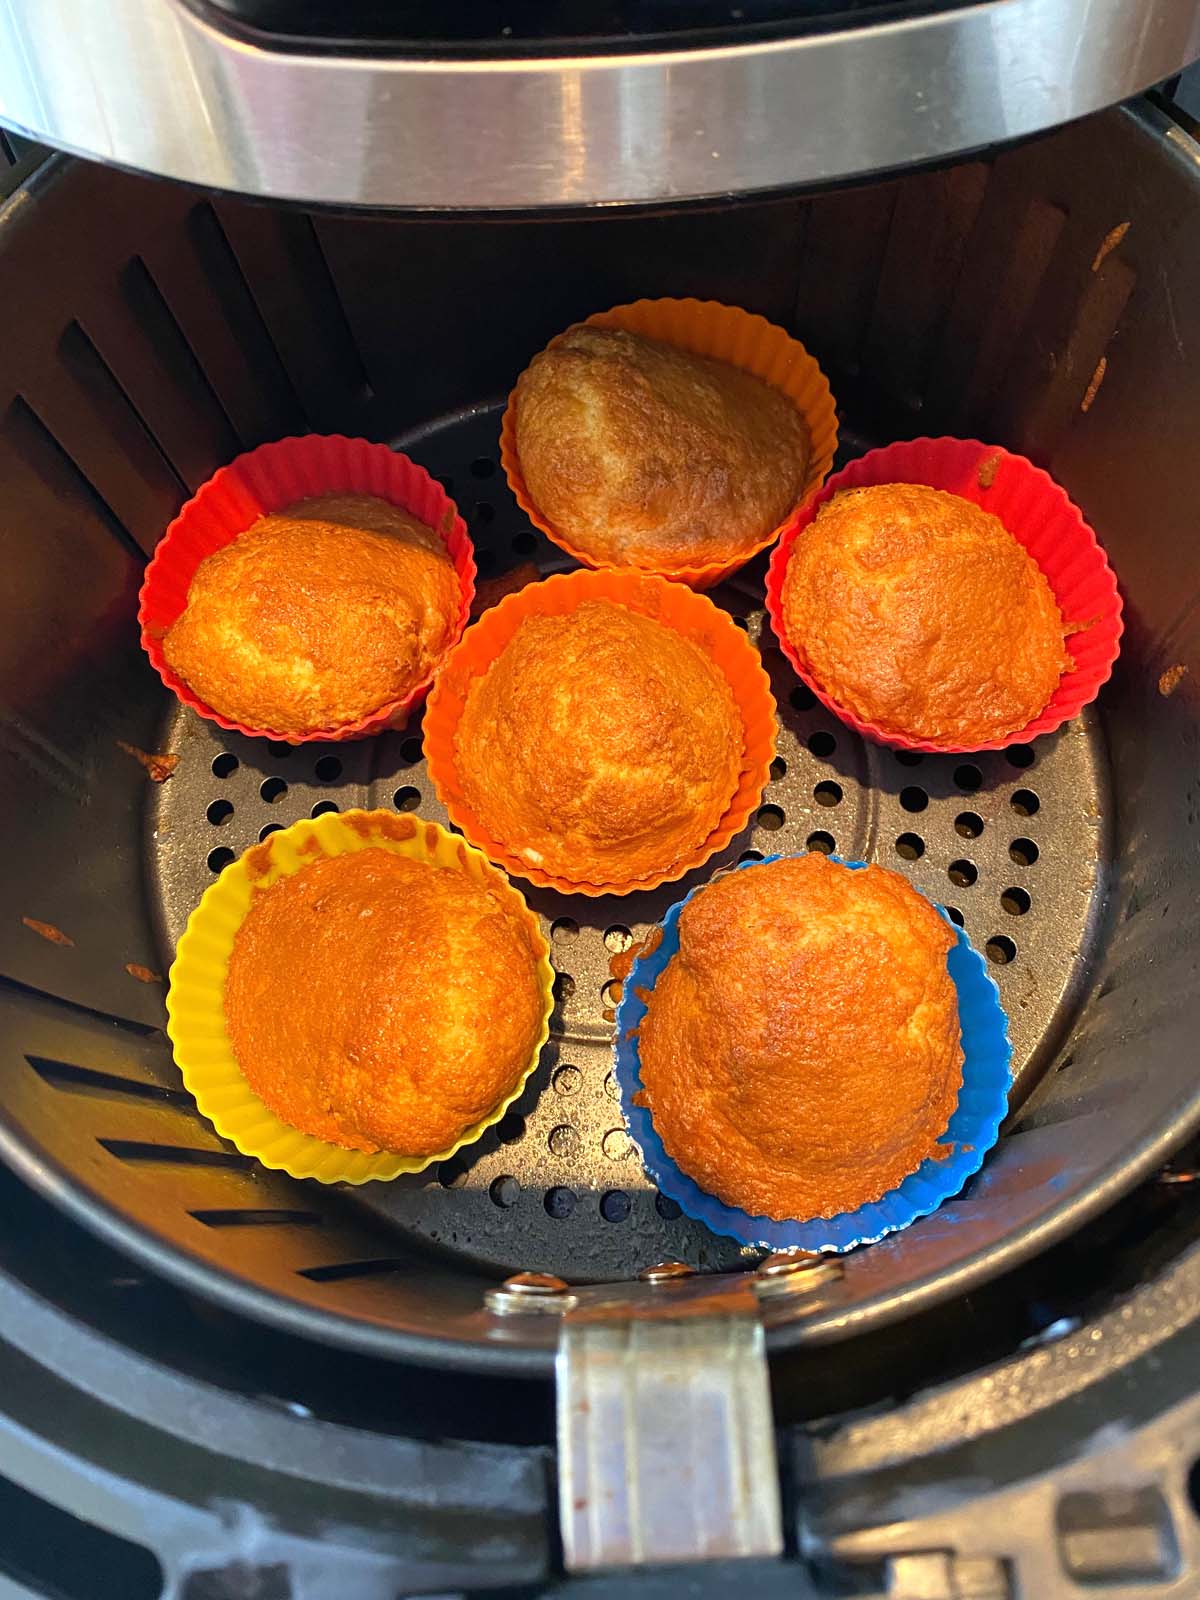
223;845;546;1156
636;854;963;1220
453;598;742;884
780;483;1071;745
163;492;459;733
514;326;809;570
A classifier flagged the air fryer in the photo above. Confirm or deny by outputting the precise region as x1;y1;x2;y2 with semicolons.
0;7;1199;1597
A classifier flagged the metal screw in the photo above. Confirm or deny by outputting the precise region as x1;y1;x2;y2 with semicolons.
484;1271;576;1316
637;1260;695;1283
754;1250;844;1297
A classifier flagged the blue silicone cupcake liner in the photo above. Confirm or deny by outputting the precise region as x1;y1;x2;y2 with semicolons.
613;854;1012;1253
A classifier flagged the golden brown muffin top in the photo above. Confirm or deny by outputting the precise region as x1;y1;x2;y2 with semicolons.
163;492;459;734
636;853;963;1220
780;483;1071;745
454;599;743;884
224;847;546;1156
515;326;809;570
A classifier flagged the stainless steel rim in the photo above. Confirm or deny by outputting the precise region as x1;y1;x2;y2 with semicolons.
0;0;1197;208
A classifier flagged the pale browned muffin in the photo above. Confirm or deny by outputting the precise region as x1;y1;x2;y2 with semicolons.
223;845;546;1156
514;326;809;570
780;483;1071;745
453;599;743;884
636;854;963;1220
163;493;459;733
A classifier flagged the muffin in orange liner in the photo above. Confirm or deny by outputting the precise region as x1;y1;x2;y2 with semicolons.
165;810;554;1185
424;568;778;896
500;298;838;588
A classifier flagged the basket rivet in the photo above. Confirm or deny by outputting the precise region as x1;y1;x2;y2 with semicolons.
755;1250;844;1296
484;1272;575;1315
637;1260;694;1283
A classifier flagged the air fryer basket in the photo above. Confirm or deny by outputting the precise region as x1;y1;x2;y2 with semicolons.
1;99;1198;1378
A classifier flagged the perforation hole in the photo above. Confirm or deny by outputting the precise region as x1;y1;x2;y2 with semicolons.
315;755;342;782
1002;887;1032;916
512;530;538;554
602;1128;633;1161
260;777;287;804
808;731;836;759
267;742;292;759
552;1065;581;1096
553;972;576;1003
944;905;965;927
757;804;786;830
987;935;1017;964
739;849;765;863
472;500;495;526
948;859;978;888
311;800;339;818
551;917;579;943
549;1125;580;1158
207;847;235;874
806;831;835;854
1010;838;1039;867
211;753;238;779
895;833;924;861
1006;744;1035;769
471;456;496;479
954;764;983;792
603;1071;620;1102
438;1158;468;1188
895;750;923;767
900;786;928;813
789;685;816;712
814;781;843;807
489;1175;519;1208
601;1190;631;1223
206;799;233;827
655;1193;682;1220
259;823;284;842
601;980;623;1008
1011;789;1040;817
393;786;421;812
770;756;788;781
604;925;633;954
955;811;984;839
399;736;423;765
545;1186;577;1219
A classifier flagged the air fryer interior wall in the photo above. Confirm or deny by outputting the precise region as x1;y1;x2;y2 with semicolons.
1;100;1198;1376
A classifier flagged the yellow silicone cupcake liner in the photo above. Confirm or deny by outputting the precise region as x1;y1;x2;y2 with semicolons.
500;296;839;588
165;809;554;1185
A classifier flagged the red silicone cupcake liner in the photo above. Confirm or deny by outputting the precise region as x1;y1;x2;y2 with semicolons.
765;437;1123;753
138;435;476;744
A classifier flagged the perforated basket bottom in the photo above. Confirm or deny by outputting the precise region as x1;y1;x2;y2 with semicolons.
151;404;1109;1283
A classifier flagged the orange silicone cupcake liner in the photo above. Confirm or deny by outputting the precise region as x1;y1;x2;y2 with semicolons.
499;298;838;589
765;437;1123;754
138;434;477;745
424;568;778;896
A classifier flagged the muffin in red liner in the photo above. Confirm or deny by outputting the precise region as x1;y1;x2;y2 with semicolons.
138;435;476;744
765;437;1123;753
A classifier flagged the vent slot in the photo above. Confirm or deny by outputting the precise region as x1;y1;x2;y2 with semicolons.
190;1208;323;1228
298;1258;411;1283
27;1056;191;1108
98;1139;255;1171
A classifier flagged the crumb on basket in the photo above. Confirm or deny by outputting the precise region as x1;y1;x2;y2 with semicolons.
1091;221;1130;273
469;562;540;621
125;963;164;984
1159;664;1189;698
117;740;179;783
977;453;1001;489
1080;357;1107;414
22;917;74;947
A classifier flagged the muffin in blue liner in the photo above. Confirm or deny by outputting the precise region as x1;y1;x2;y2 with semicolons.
613;854;1012;1253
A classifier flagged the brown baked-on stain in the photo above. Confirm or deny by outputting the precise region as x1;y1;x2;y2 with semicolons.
125;963;163;984
515;326;809;570
1159;664;1189;697
453;599;743;883
224;847;546;1156
22;917;74;947
470;562;540;621
1080;356;1107;414
977;453;1001;490
781;483;1071;745
636;854;963;1220
162;493;460;735
116;740;179;783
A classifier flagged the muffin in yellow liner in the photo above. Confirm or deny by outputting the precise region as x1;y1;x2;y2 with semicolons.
165;809;554;1185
